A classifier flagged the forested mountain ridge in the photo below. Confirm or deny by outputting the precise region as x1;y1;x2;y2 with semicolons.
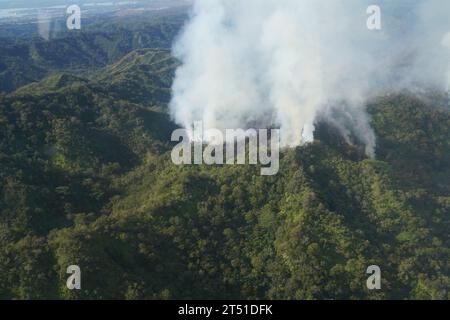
0;8;187;93
92;49;178;106
0;12;449;300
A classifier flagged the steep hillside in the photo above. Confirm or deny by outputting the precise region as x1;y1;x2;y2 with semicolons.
0;9;187;93
0;44;448;299
93;49;178;106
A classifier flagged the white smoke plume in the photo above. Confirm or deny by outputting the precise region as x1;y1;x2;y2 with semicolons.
169;0;450;157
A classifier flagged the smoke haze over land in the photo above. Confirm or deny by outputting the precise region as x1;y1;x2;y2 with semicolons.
169;0;450;156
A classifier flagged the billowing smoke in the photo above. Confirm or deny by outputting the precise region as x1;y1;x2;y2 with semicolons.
169;0;450;157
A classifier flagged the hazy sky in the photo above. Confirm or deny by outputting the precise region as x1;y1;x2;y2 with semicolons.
0;0;160;10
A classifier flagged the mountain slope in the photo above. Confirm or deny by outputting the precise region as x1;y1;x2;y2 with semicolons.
92;48;178;107
0;9;187;93
0;46;448;299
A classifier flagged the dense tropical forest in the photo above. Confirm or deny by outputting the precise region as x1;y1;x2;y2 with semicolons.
0;8;449;300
